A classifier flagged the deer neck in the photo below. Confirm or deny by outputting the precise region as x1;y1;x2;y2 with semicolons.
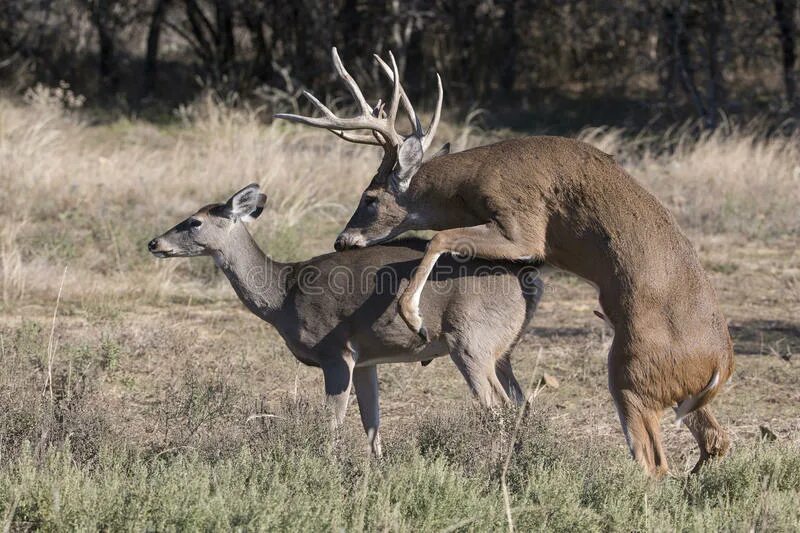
212;223;290;321
406;164;485;230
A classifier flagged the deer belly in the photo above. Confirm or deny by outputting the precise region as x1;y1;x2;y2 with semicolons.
356;339;449;366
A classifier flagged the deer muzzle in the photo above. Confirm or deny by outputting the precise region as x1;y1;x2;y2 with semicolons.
148;237;173;257
334;232;366;251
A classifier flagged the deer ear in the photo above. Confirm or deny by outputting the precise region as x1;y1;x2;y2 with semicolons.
395;136;424;189
429;142;450;160
226;184;267;221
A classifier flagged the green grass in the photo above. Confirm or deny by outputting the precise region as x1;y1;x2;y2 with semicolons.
1;395;798;531
1;423;799;531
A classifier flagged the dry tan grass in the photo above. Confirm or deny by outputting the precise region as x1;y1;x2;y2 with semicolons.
0;92;797;315
0;94;507;302
0;96;800;282
579;124;800;237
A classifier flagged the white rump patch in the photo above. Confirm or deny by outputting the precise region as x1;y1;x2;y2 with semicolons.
674;369;720;425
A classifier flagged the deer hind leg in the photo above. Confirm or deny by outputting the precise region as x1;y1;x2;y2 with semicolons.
612;389;669;478
682;406;730;474
321;351;356;427
495;352;525;406
399;222;536;339
449;345;512;408
352;365;382;457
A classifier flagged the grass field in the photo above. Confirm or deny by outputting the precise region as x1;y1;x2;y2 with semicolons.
0;90;799;530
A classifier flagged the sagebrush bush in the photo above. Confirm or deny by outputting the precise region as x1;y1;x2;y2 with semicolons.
1;389;797;531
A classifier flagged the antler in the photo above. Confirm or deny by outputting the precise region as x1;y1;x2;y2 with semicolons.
372;55;443;152
274;47;443;153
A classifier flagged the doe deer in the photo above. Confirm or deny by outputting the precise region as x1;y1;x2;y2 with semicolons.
275;48;734;476
148;184;543;456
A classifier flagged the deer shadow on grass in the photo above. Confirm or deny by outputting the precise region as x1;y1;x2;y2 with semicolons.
518;319;800;359
728;319;799;358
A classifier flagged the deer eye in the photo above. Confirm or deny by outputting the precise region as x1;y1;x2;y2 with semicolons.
364;196;378;208
189;219;202;228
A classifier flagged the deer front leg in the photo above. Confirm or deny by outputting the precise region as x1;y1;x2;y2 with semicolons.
352;365;382;457
322;353;355;426
399;223;535;338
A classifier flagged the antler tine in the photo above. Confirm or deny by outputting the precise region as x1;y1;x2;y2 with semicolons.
373;54;418;132
331;130;384;146
338;100;389;145
273;47;411;150
375;54;444;148
422;73;444;152
302;90;339;121
274;91;346;128
275;91;398;143
331;47;373;116
372;99;385;118
385;52;402;143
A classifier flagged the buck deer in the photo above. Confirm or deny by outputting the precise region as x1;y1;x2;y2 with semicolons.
148;184;543;456
274;48;734;476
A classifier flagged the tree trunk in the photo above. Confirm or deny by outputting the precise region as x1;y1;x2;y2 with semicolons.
774;0;798;109
660;6;679;101
675;1;710;126
216;0;235;67
144;0;171;96
704;0;725;126
99;29;115;90
83;0;118;92
500;0;518;97
242;8;272;83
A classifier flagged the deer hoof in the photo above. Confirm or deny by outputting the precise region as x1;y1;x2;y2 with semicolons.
418;326;430;343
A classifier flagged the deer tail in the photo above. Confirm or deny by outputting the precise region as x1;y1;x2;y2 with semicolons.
674;369;721;425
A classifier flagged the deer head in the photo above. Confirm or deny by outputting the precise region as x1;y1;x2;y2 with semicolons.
148;184;267;258
274;48;446;250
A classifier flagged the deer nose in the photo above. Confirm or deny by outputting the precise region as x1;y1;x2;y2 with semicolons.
334;233;363;251
147;238;159;252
